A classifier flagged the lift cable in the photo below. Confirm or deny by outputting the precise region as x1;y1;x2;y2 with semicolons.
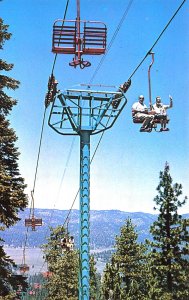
51;0;70;73
90;0;134;84
60;0;186;232
128;0;186;80
32;109;46;196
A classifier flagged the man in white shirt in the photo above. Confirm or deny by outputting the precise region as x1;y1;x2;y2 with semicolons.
132;95;154;132
152;95;173;131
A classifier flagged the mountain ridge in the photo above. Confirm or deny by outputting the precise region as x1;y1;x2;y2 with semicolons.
1;208;188;249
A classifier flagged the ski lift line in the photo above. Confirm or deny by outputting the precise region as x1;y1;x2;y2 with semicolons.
128;0;186;80
52;0;70;72
90;0;134;83
63;189;79;228
32;108;47;196
30;190;35;214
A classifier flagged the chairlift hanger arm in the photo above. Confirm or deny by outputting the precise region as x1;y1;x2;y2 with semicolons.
148;52;154;109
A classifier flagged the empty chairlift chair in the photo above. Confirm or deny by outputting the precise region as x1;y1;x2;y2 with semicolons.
52;19;107;68
25;216;42;231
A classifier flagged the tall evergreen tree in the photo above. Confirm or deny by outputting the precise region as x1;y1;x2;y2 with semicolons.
0;18;27;227
101;219;148;300
101;255;119;300
114;219;148;299
148;163;189;299
90;255;101;300
0;18;28;297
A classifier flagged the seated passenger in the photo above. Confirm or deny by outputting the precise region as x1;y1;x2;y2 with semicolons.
152;95;173;131
132;95;154;132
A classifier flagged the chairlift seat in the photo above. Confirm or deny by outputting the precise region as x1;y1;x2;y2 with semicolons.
52;21;76;54
25;218;42;230
20;264;29;272
83;22;107;55
132;117;169;124
132;110;169;124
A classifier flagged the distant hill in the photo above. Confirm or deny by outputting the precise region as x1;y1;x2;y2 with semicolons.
1;209;188;249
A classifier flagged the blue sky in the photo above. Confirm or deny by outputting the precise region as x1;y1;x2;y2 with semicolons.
1;0;189;214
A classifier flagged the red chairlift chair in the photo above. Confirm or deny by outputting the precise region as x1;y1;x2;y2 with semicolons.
25;191;42;231
52;0;107;69
25;216;42;231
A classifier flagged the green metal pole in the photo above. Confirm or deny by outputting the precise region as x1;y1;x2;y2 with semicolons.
79;130;90;300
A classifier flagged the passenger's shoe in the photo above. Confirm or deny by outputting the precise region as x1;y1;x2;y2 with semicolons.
163;128;169;131
140;127;151;132
145;128;152;132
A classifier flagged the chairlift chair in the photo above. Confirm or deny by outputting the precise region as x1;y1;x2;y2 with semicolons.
25;217;42;231
42;271;53;278
52;0;107;68
132;52;170;132
19;264;29;273
25;191;42;230
61;235;74;251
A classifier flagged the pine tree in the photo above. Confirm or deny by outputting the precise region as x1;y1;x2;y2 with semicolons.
90;255;101;300
101;256;119;300
0;18;27;227
101;219;148;300
114;219;148;299
0;18;28;297
148;163;189;299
